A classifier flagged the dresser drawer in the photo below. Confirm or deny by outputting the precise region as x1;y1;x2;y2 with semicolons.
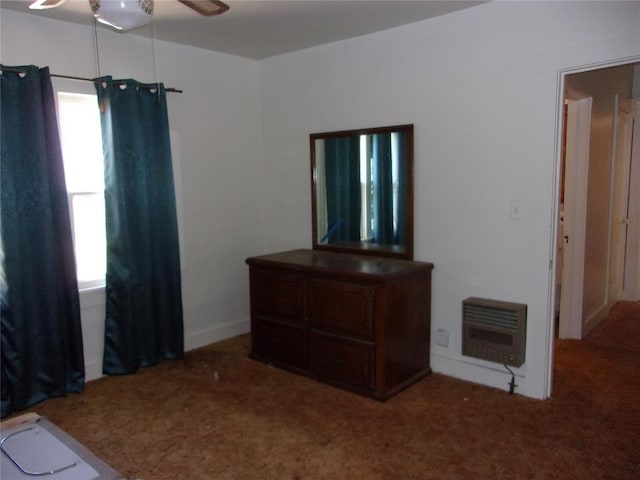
252;319;306;369
250;268;305;321
309;332;374;390
308;279;374;337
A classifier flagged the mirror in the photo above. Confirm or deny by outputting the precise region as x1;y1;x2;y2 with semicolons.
311;124;413;260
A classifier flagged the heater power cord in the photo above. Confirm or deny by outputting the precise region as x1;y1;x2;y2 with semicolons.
504;364;517;395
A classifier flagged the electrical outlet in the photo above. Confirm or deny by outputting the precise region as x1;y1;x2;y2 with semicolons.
435;328;449;347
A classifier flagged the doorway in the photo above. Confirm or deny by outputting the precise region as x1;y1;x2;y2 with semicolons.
555;63;640;342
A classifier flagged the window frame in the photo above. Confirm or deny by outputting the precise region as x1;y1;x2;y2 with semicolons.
53;79;106;292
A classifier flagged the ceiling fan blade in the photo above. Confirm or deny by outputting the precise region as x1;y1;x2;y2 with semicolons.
29;0;66;9
178;0;230;16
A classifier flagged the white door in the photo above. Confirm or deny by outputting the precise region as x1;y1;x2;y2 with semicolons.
558;94;592;340
623;98;640;301
608;99;633;304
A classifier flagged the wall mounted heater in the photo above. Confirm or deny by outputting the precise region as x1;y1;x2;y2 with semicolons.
462;297;527;367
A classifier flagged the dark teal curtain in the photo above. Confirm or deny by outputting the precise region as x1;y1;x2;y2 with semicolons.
1;65;84;418
324;137;361;243
95;77;183;375
371;133;394;245
371;132;407;246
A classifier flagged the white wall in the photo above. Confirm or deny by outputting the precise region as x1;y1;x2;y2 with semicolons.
0;10;263;379
258;1;640;399
2;1;639;399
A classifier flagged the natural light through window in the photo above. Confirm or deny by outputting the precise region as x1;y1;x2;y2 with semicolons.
57;92;106;289
360;134;372;241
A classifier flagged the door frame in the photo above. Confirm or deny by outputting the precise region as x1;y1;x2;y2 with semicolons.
546;53;640;399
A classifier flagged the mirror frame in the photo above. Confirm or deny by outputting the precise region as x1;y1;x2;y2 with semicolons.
310;124;414;260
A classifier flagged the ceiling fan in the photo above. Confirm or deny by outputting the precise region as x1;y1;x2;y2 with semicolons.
176;0;230;16
28;0;230;31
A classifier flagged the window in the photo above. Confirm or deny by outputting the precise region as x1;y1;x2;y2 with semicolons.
57;92;106;289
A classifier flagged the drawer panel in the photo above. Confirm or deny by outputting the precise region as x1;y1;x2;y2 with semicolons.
309;332;374;389
308;279;374;336
252;319;306;369
250;268;305;321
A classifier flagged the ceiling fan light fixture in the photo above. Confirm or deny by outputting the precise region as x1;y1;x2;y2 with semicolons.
29;0;67;9
90;0;154;32
178;0;229;17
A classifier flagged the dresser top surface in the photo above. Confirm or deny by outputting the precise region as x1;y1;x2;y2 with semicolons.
246;249;433;277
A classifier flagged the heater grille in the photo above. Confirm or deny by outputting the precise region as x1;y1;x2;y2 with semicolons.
462;297;526;367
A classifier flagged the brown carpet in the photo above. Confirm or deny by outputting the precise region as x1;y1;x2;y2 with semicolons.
7;302;640;479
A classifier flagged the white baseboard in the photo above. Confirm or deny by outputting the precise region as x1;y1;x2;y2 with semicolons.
583;304;610;337
85;360;104;382
184;316;251;351
83;317;251;383
430;352;530;397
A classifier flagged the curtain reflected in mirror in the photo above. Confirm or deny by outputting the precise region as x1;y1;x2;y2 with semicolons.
311;125;413;260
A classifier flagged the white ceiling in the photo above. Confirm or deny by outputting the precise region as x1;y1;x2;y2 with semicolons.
1;0;485;59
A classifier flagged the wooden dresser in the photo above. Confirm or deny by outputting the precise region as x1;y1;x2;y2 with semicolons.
246;249;433;400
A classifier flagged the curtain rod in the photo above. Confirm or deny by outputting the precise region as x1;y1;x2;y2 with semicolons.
0;66;182;93
53;73;183;94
